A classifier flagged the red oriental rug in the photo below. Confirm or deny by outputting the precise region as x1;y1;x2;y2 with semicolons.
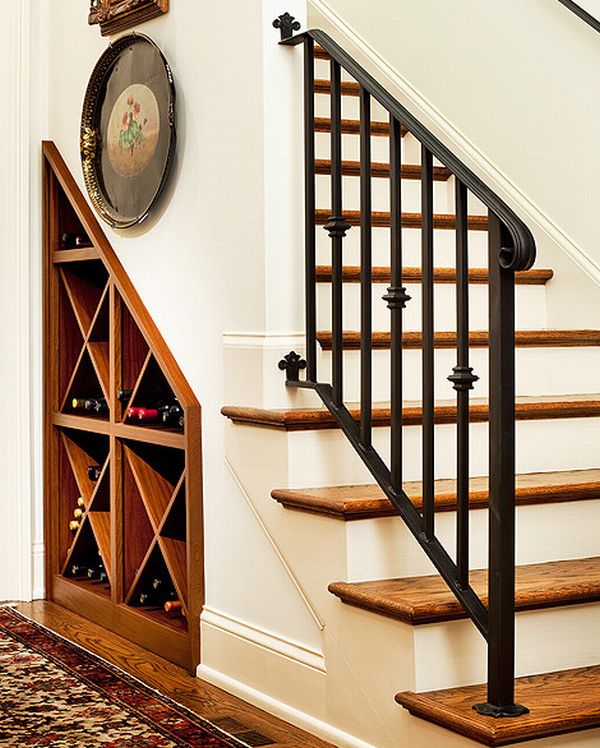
0;606;250;747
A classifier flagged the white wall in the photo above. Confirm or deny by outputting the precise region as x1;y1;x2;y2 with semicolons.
3;0;324;656
310;0;600;285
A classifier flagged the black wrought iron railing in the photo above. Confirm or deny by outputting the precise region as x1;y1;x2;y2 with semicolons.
557;0;600;33
273;13;536;717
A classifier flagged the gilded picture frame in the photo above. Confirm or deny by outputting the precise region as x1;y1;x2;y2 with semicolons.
88;0;169;37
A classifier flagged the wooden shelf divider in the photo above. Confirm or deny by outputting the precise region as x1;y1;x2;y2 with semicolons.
43;141;203;671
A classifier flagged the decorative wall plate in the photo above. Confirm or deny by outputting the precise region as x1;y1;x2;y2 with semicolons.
88;1;169;37
80;34;175;229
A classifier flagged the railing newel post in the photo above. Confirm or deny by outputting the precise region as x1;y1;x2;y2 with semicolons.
473;213;529;718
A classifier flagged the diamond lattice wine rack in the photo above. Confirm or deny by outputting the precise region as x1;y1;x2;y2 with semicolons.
43;141;203;671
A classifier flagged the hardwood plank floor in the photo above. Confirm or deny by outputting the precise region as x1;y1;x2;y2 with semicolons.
14;601;333;748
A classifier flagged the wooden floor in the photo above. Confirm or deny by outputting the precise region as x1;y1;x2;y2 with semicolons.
14;601;333;748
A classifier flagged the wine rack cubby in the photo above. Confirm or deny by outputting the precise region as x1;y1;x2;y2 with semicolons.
43;142;203;671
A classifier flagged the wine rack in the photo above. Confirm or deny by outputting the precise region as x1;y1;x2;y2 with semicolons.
43;142;203;671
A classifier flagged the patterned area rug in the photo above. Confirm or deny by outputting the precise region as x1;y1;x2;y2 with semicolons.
0;606;249;747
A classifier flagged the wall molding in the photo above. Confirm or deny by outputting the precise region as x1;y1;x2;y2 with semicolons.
196;664;376;748
0;0;34;602
222;331;305;349
201;606;326;673
309;0;600;288
224;457;325;631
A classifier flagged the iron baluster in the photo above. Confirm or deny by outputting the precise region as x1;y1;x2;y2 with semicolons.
421;146;435;539
323;59;350;408
360;86;373;447
448;179;479;589
383;116;411;493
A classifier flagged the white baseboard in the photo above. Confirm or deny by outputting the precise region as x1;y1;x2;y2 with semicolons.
201;605;325;672
32;542;45;600
196;663;377;748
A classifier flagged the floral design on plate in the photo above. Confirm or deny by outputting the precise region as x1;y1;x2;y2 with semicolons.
108;83;160;179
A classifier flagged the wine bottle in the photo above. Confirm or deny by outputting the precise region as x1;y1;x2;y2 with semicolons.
77;496;85;508
73;508;84;520
164;600;184;618
138;590;154;606
87;465;102;481
60;232;90;249
70;563;88;576
69;520;80;533
71;397;108;414
126;406;160;422
151;577;164;591
161;401;184;427
136;408;160;422
87;564;104;580
84;398;108;414
127;406;161;421
117;388;133;404
99;570;109;584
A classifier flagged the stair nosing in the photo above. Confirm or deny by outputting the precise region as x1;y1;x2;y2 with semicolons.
316;329;600;350
328;556;600;626
314;159;451;181
271;469;600;520
221;395;600;431
315;265;554;285
395;664;600;746
315;209;489;230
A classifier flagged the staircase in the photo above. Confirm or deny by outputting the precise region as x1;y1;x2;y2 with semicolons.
221;21;600;748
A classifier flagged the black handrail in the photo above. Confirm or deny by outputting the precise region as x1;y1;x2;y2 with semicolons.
557;0;600;33
274;14;533;718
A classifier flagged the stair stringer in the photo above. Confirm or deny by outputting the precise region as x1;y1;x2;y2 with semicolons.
217;419;600;748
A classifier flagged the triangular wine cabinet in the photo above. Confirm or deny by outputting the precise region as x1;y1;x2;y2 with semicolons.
43;142;203;672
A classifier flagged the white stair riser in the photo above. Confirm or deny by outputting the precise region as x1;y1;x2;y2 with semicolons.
316;281;547;331
317;346;600;400
413;604;600;691
344;498;600;581
316;225;490;266
315;172;488;219
316;173;452;214
286;417;600;486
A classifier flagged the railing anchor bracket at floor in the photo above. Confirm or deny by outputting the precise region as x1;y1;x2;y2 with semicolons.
473;702;530;718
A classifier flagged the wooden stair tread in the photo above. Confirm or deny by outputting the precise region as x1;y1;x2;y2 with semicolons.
271;468;600;520
314;116;403;137
221;393;600;431
315;160;450;180
317;329;600;350
328;556;600;625
395;664;600;746
315;265;553;285
315;78;361;96
315;209;488;230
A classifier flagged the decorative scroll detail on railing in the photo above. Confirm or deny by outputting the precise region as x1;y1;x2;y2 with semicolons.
278;351;307;382
273;12;301;41
275;17;534;719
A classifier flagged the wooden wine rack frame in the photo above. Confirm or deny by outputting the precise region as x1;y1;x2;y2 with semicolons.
43;141;203;671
